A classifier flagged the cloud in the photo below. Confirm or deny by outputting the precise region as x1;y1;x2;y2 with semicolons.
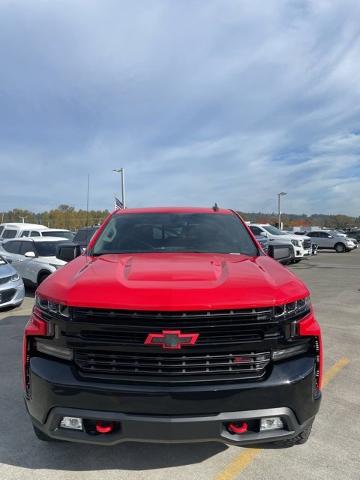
0;0;360;215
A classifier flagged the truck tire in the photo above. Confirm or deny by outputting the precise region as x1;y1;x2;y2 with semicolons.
271;421;313;448
334;243;345;253
33;425;57;442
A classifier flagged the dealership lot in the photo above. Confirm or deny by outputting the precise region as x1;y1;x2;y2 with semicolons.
0;250;359;480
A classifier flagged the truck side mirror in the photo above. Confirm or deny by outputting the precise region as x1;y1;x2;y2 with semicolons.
56;243;82;262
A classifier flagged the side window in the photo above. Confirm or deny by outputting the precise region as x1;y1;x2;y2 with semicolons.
20;241;36;255
0;226;4;236
319;232;329;238
2;229;17;239
3;241;21;254
30;231;41;237
249;226;262;236
21;231;30;237
308;232;317;237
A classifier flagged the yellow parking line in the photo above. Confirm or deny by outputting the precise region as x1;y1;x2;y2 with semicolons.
322;357;349;388
215;449;261;480
214;357;350;480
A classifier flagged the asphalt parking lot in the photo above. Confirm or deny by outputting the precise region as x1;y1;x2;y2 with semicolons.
0;249;359;480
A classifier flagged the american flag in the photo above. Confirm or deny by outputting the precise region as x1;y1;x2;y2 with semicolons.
114;196;124;209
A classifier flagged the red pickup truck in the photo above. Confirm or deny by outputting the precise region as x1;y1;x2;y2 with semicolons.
24;207;322;446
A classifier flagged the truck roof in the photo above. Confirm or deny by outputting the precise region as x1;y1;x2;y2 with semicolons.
113;207;233;215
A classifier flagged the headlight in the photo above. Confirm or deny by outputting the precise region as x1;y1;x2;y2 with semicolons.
10;273;20;281
35;294;70;318
274;296;311;320
291;239;301;247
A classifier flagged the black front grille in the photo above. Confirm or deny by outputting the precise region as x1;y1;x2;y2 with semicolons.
74;350;271;381
303;239;311;249
68;307;283;349
60;307;294;383
0;276;11;286
0;288;16;304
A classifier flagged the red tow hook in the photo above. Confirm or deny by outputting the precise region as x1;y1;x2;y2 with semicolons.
95;421;114;434
227;421;248;435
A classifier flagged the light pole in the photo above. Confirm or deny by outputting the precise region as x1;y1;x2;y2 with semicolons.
113;168;126;208
277;192;287;230
86;174;90;226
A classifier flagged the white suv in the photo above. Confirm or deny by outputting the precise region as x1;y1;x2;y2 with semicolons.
0;223;48;242
249;224;312;262
0;224;74;242
0;237;68;286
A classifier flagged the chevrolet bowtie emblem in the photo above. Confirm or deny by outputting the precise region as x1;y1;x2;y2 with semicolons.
144;330;199;350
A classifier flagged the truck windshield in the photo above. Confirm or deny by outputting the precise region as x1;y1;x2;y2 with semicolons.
92;213;258;256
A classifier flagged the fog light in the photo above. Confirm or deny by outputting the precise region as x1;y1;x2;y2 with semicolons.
60;416;83;430
260;417;283;431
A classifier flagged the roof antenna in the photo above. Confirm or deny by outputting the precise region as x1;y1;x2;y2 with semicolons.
212;202;219;212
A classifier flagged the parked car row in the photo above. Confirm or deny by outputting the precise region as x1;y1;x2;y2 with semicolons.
294;229;357;253
249;224;312;264
1;218;357;312
0;224;101;310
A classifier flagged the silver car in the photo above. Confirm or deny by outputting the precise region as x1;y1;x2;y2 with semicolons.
305;230;355;253
0;237;68;286
0;255;25;309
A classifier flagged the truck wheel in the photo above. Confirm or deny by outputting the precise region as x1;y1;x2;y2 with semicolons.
271;422;313;448
33;425;57;442
293;259;302;263
334;243;345;253
37;272;50;285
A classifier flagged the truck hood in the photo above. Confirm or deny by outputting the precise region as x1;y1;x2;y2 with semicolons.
38;253;309;310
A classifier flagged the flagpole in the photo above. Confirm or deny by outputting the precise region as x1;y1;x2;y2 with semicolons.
113;168;126;208
86;174;90;226
121;169;126;208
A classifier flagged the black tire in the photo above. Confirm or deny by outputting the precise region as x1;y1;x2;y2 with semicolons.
293;259;302;263
334;243;345;253
37;271;50;285
271;422;313;448
33;425;56;442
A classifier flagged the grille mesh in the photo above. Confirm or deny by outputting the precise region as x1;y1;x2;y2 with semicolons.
75;350;270;379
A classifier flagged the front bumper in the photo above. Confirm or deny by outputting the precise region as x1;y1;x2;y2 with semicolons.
26;355;321;445
31;405;315;446
294;248;311;258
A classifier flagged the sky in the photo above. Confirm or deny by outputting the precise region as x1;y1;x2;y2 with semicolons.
1;0;360;216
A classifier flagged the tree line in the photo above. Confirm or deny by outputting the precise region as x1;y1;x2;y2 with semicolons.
0;205;110;230
1;206;359;231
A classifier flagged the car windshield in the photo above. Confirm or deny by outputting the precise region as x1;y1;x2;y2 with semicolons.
262;225;287;236
42;231;74;240
92;213;258;256
36;241;67;257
